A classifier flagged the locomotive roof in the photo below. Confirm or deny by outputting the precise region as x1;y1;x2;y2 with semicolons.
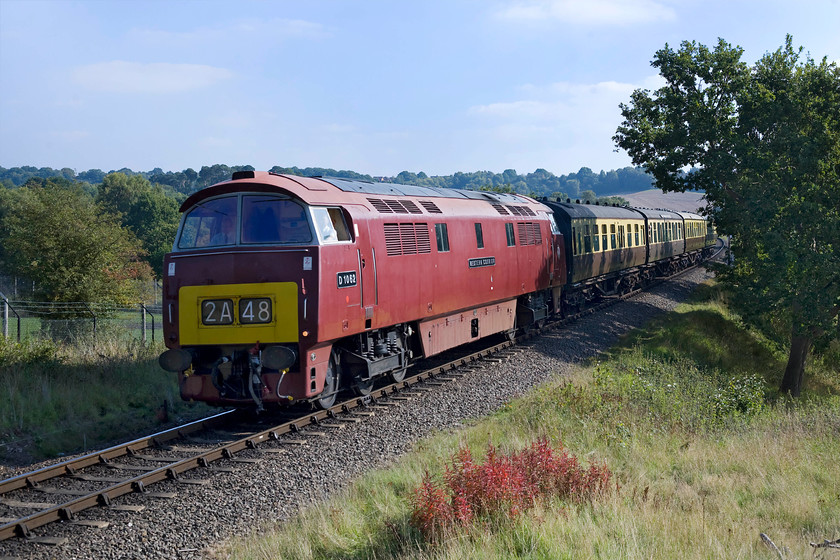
317;176;531;204
544;201;643;220
179;171;541;212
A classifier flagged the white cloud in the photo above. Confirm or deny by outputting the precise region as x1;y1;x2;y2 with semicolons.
496;0;676;25
469;80;637;122
463;77;662;173
72;61;233;94
127;18;328;47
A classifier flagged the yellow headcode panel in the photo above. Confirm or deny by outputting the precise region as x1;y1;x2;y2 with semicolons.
178;282;299;345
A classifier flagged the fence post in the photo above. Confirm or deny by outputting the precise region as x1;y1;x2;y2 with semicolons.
141;303;147;344
83;302;96;337
2;294;7;340
0;291;20;342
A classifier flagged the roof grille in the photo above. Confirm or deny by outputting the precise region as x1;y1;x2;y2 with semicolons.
506;205;535;216
368;197;420;214
419;200;442;213
385;199;409;213
368;198;394;213
491;203;509;215
401;200;423;214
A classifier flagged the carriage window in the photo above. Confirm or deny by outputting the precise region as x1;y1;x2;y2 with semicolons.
505;223;515;247
610;224;617;249
178;196;238;249
312;207;351;244
435;223;450;252
584;224;592;253
618;225;625;248
474;223;484;249
602;224;607;251
593;227;600;252
634;224;640;246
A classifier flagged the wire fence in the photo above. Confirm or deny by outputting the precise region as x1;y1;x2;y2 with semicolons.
1;298;162;344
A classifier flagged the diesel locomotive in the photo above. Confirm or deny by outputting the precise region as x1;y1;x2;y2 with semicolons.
159;171;714;410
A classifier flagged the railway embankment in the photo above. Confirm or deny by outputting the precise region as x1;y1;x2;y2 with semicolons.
216;269;840;560
2;266;837;559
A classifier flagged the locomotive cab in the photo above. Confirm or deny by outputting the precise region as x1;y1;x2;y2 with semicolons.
160;186;354;411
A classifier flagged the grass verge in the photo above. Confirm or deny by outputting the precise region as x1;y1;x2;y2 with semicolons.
218;282;840;559
0;330;211;465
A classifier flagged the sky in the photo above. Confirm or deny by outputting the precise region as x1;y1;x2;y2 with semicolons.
1;0;838;178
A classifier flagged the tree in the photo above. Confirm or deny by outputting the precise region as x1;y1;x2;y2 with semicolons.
614;36;840;396
2;179;151;304
580;190;597;203
97;173;180;276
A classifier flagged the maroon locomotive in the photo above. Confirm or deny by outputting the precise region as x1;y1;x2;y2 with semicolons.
158;171;565;410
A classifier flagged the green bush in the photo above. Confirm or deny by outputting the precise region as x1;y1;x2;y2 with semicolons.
0;336;62;368
591;348;766;433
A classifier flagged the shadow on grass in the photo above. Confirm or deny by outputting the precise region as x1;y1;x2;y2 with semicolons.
613;308;784;387
1;352;212;465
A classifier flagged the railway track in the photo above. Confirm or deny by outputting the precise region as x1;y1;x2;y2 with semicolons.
0;243;724;546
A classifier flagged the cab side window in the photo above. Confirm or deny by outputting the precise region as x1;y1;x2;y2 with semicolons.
313;207;351;244
474;223;484;249
505;223;515;247
435;223;450;252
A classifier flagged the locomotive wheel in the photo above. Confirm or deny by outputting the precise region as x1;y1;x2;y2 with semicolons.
389;367;407;383
352;378;374;396
316;354;339;409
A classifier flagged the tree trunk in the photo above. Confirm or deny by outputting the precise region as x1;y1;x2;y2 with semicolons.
779;332;811;397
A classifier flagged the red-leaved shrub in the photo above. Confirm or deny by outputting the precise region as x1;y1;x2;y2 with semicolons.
410;438;613;539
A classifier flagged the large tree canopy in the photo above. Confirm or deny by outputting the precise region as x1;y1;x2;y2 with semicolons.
97;172;180;276
1;179;151;304
614;36;840;396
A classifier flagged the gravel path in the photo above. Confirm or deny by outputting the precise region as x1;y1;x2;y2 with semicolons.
0;267;713;560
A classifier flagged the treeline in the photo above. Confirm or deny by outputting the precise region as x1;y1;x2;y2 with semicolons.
0;163;650;304
0;164;654;199
0;174;179;304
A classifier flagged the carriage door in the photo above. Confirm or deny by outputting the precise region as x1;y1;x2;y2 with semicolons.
546;214;564;284
551;232;565;284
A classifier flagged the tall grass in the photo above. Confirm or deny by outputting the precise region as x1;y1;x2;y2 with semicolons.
0;329;210;463
219;282;839;560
